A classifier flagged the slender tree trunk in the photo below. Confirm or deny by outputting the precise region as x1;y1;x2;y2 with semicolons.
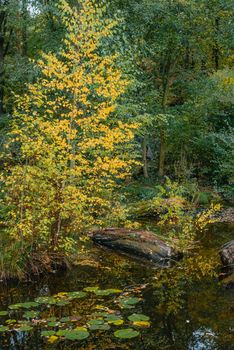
159;129;165;178
22;0;28;56
158;70;170;178
213;17;220;70
143;135;149;178
0;32;4;116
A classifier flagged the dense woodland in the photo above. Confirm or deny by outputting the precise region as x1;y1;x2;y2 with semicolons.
0;0;233;279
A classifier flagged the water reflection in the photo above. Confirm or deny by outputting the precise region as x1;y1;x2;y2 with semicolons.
0;223;233;349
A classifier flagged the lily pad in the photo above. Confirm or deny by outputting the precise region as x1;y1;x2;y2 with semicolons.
105;315;123;325
88;319;105;326
128;314;150;322
114;328;140;339
89;324;110;331
9;302;38;310
0;326;9;332
17;325;33;332
133;321;151;327
41;330;56;337
47;321;60;327
119;297;141;309
8;304;22;310
20;302;39;309
67;291;87;299
83;287;99;292
94;289;121;296
63;329;90;340
35;296;57;305
0;311;8;316
23;311;40;319
6;319;17;324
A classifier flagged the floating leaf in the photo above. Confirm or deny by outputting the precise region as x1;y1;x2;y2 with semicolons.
88;319;105;326
67;291;87;299
0;326;9;332
0;311;8;316
89;324;110;331
20;302;39;309
119;297;140;308
8;304;22;310
6;319;17;324
23;311;39;319
114;328;140;339
35;296;57;305
48;321;60;327
94;289;121;296
83;287;99;292
9;302;38;310
63;329;90;340
105;315;123;325
133;321;150;327
48;335;58;343
56;329;68;337
128;314;150;322
17;325;33;332
41;330;56;337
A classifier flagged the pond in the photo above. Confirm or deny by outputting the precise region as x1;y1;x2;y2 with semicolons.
0;222;233;350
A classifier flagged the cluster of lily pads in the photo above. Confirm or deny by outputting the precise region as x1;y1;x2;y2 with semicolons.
0;286;151;343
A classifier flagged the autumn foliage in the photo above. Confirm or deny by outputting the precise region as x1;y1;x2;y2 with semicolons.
1;0;136;270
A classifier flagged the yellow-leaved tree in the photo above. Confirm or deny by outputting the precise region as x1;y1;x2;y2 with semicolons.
1;0;136;275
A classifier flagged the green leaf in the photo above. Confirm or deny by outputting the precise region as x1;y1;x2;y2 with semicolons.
0;326;9;332
67;291;87;299
0;311;8;316
23;311;39;319
20;302;39;309
128;314;150;322
35;296;57;305
8;304;22;310
88;319;105;326
63;329;90;340
48;321;60;327
94;289;121;296
114;328;140;339
119;297;141;308
41;330;56;337
105;314;123;325
89;324;110;331
83;286;99;292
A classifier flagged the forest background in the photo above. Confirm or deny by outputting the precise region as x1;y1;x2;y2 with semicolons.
0;0;233;279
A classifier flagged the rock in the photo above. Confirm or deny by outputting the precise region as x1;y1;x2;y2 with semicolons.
220;273;234;289
90;228;181;265
216;208;234;224
220;240;234;267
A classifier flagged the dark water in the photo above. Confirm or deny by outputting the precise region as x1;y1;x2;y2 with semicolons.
0;223;233;350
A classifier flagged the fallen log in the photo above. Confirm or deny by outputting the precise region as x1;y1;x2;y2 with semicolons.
90;228;181;265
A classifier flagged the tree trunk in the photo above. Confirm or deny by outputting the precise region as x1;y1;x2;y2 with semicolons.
0;32;4;116
159;129;165;178
143;135;149;178
22;0;28;56
213;17;220;70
